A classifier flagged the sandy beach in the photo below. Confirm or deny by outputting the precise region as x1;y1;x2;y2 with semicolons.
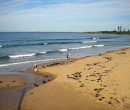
21;48;130;110
0;74;26;88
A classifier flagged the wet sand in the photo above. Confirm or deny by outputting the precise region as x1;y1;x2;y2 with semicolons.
0;74;26;88
0;71;53;110
21;48;130;110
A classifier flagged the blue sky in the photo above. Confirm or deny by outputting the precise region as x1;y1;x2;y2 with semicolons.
0;0;130;32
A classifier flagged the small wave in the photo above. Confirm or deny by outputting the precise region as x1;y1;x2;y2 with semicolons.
0;58;65;67
93;44;104;47
0;59;54;67
1;43;46;48
59;49;68;52
1;41;81;48
93;37;99;40
69;46;92;50
0;56;9;59
0;45;2;48
47;41;81;45
82;41;97;44
8;51;61;59
35;51;46;56
9;53;36;58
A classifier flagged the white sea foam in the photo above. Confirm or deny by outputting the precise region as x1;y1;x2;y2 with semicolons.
122;46;130;48
69;46;92;50
93;37;99;40
59;49;68;52
0;58;64;67
82;41;97;43
0;59;54;67
39;51;46;54
0;45;2;48
93;44;104;47
44;43;47;45
9;53;36;58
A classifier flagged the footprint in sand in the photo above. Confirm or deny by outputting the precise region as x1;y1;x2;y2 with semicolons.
88;67;92;70
100;84;107;87
91;80;96;81
108;101;112;105
67;72;82;80
80;84;85;87
7;84;9;87
95;93;100;97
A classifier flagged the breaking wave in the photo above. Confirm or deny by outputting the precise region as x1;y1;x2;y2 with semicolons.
81;41;97;44
69;46;92;50
0;44;104;60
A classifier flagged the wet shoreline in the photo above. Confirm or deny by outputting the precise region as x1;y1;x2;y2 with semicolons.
0;67;53;110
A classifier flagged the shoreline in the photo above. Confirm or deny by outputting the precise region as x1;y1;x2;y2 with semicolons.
21;47;130;110
83;31;130;35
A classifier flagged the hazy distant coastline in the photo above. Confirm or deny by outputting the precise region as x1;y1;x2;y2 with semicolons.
84;31;130;35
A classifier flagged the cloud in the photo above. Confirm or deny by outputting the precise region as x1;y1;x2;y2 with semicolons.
0;0;130;31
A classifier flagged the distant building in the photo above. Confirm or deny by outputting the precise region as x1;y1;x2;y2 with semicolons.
118;26;120;32
120;26;122;32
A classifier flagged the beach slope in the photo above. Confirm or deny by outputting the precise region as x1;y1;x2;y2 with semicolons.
21;48;130;110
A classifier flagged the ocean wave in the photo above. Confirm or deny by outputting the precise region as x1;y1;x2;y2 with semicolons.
0;56;9;59
0;44;103;60
9;53;36;58
0;51;59;59
93;44;104;47
69;46;92;50
47;41;81;45
1;41;81;48
81;41;97;43
59;49;68;52
93;37;99;40
44;43;47;45
1;43;46;48
0;59;55;67
35;51;46;56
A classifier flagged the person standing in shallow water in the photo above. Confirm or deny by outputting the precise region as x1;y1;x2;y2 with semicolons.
67;49;71;59
34;64;38;73
34;64;39;87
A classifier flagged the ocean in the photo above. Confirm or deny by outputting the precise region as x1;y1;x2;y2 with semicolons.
0;32;130;68
0;32;130;109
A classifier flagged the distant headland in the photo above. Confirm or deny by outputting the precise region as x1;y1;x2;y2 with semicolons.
84;26;130;35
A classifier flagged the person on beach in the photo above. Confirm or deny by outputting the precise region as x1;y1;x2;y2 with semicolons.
34;64;39;87
67;49;71;59
34;64;38;72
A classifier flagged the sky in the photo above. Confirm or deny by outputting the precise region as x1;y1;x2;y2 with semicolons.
0;0;130;32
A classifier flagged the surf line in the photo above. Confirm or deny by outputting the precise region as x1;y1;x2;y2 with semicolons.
0;58;65;67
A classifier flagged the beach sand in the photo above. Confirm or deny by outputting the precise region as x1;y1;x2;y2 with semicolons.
0;74;26;88
21;48;130;110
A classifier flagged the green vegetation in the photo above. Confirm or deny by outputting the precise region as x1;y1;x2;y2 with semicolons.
84;31;130;35
84;26;130;35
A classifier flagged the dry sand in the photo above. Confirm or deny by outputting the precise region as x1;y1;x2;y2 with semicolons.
0;74;26;88
21;48;130;110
